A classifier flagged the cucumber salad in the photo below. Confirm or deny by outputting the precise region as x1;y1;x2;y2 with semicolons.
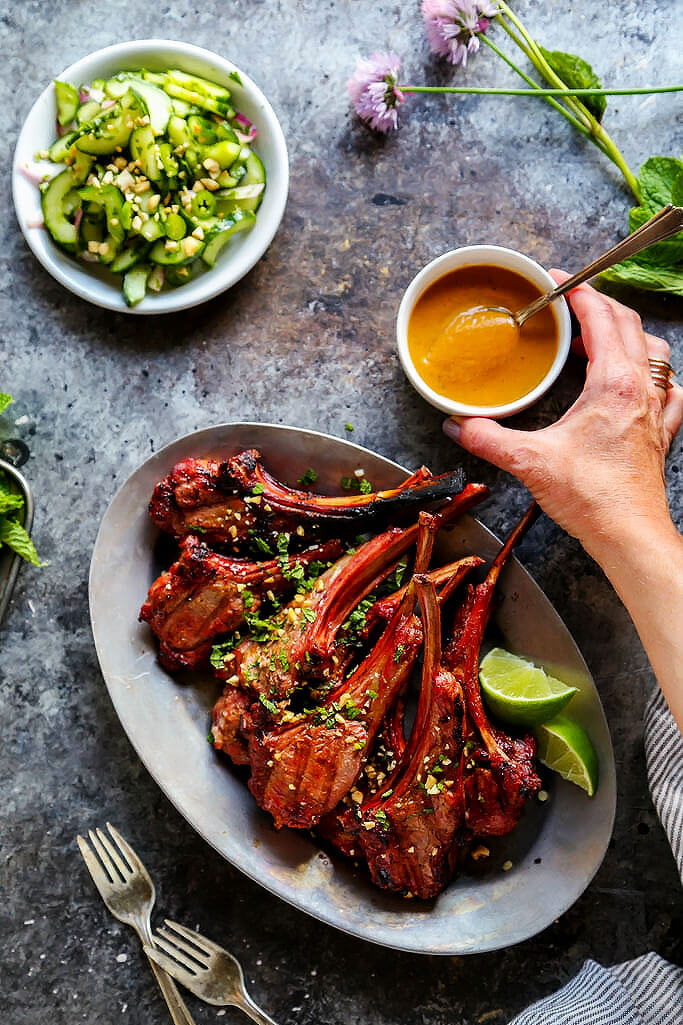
37;69;266;306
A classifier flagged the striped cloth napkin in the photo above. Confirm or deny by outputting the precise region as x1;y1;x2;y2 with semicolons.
509;688;683;1025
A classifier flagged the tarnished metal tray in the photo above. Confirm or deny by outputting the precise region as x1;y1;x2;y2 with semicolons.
0;458;34;627
89;423;616;954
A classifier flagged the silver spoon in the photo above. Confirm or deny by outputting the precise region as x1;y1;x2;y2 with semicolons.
480;204;683;328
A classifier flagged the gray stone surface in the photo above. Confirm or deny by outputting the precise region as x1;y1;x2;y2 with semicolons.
1;2;681;1023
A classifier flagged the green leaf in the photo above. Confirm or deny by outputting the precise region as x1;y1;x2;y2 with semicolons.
0;492;24;515
671;170;683;207
0;517;43;566
637;156;683;211
628;205;683;266
538;46;605;122
600;257;683;297
0;393;12;414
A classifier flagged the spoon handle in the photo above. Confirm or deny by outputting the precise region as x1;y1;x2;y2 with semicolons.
518;204;683;325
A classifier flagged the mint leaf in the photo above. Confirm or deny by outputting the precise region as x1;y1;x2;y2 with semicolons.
0;517;43;566
638;156;683;211
600;257;683;297
671;170;683;207
628;205;683;266
539;46;605;122
0;393;12;414
0;492;24;515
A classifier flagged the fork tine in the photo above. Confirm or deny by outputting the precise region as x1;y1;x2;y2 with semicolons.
88;828;122;883
144;944;199;988
106;822;148;880
95;827;130;879
152;931;205;973
77;834;114;898
157;925;210;966
164;919;219;957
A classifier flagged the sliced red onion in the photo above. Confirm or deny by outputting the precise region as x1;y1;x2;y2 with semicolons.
101;98;116;110
233;111;253;129
18;163;46;185
78;88;89;103
80;251;99;263
74;208;83;232
235;129;257;145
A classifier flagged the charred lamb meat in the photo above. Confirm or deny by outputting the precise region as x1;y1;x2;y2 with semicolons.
140;536;342;672
444;502;542;837
148;449;469;550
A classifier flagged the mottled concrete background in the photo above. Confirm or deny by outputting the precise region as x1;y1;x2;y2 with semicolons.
1;2;681;1023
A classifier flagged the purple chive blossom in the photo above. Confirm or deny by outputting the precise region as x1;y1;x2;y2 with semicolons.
348;52;405;133
421;0;499;67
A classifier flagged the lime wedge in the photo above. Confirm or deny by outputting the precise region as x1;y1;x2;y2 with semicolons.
479;647;578;726
534;715;599;797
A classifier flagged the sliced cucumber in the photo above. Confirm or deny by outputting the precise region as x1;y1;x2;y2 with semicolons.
105;75;138;100
187;115;217;146
164;264;194;286
129;125;161;181
201;210;256;267
167;115;192;149
164;211;187;241
48;131;78;163
41;170;83;249
140;218;164;242
75;98;139;155
77;185;125;246
166;69;232;103
147;265;165;292
130;80;172;133
77;100;101;125
123;263;151;307
158;142;179;178
55;81;79;126
163;81;234;118
203;139;241;170
110;239;150;273
170;97;198;118
149;237;204;265
214;122;239;144
233;153;266;211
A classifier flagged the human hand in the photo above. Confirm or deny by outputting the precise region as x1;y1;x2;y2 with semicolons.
442;271;683;558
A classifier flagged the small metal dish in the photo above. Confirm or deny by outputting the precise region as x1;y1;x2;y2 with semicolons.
0;457;34;626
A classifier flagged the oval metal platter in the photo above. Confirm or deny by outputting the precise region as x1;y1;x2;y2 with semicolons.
89;423;616;954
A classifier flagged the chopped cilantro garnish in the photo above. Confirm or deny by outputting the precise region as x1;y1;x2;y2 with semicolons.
209;636;238;669
297;467;318;487
341;476;354;490
252;483;265;495
252;536;273;556
259;693;279;715
367;689;378;700
393;644;405;664
342;595;375;646
207;730;215;745
302;607;316;623
345;422;354;432
340;474;374;494
242;589;255;610
359;478;372;494
374;809;389;830
279;651;289;672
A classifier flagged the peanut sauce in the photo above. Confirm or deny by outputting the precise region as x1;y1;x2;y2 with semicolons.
408;265;559;407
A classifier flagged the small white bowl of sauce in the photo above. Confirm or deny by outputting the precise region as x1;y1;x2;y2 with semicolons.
396;245;572;418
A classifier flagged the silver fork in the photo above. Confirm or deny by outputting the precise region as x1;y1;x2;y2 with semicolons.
144;919;278;1024
76;824;197;1025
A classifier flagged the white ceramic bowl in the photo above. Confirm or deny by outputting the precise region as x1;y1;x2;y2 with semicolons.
12;40;289;315
397;245;572;418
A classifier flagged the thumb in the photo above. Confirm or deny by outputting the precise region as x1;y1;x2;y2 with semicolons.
443;416;533;476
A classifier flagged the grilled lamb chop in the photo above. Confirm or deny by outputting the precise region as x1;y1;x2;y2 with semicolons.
244;512;482;832
140;536;342;672
242;579;424;830
211;687;252;766
445;502;543;837
222;485;487;703
330;577;468;898
149;449;468;550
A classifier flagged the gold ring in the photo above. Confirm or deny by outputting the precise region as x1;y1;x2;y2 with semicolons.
648;358;675;391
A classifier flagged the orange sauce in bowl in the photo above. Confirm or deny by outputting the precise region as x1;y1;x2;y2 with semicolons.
407;265;559;407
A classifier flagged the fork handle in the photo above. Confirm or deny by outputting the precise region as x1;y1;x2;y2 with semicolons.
234;992;279;1025
147;953;198;1025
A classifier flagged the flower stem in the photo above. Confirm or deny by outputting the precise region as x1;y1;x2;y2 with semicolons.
495;3;641;201
398;85;681;98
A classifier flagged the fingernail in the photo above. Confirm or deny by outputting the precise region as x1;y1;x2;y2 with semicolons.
442;417;462;443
